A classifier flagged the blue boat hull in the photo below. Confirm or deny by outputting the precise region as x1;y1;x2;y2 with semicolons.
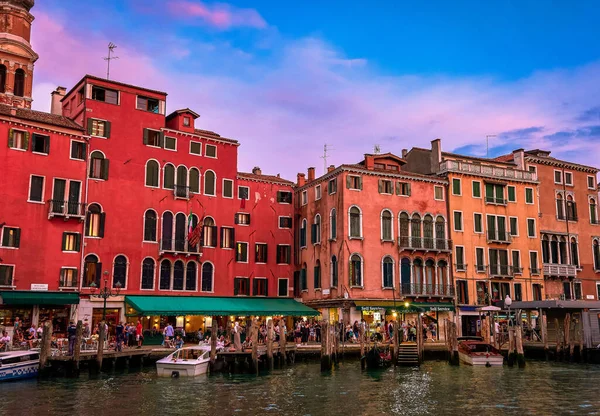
0;361;38;381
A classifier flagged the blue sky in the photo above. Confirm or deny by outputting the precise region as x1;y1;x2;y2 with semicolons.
31;1;600;177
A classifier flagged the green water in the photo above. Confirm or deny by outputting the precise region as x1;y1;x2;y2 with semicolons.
1;360;599;415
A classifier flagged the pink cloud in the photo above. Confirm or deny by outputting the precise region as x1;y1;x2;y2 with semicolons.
168;1;266;30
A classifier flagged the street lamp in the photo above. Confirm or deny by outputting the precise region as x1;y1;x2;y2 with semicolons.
90;278;122;321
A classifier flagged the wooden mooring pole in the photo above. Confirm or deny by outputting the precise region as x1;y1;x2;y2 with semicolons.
507;327;515;367
72;320;83;376
38;321;53;376
251;318;258;374
577;317;585;363
449;321;459;366
320;321;331;372
278;318;286;366
96;321;105;371
359;324;365;370
564;313;571;361
266;319;274;371
541;312;549;360
516;316;525;368
209;316;217;372
416;313;423;363
392;321;399;366
555;318;562;360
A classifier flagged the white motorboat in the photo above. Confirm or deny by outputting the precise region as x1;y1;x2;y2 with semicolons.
156;345;212;377
457;337;504;366
0;350;40;381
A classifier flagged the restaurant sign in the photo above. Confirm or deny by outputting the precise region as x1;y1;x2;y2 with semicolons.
30;284;48;291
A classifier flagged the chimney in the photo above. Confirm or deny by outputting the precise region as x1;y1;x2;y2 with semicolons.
327;165;335;173
512;148;525;170
307;167;315;181
252;166;262;175
297;173;306;187
50;86;67;115
402;149;408;158
430;138;442;174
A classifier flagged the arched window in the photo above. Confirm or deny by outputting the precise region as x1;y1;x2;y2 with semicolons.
175;213;187;251
312;214;321;244
83;254;100;287
413;258;423;293
350;254;362;287
425;259;435;288
542;235;550;263
89;151;106;180
438;260;448;295
399;213;409;247
314;259;321;289
204;170;216;196
201;262;214;292
145;160;159;187
593;239;600;270
411;214;422;248
570;237;579;267
435;216;447;250
300;218;307;247
144;209;157;242
112;255;127;288
185;261;197;291
189;168;200;194
141;258;155;290
550;236;559;264
0;65;6;93
566;195;577;221
423;215;434;249
173;260;185;290
382;256;394;288
559;236;568;264
556;193;564;219
13;68;24;97
331;255;338;287
381;210;392;241
163;164;175;189
202;217;216;247
349;206;361;238
161;211;173;251
330;208;337;240
590;198;597;224
175;166;188;198
85;203;105;237
159;259;171;290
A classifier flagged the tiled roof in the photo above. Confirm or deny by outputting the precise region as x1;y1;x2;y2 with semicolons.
63;75;168;100
237;172;294;185
493;154;515;162
194;128;238;144
442;151;516;166
0;104;84;131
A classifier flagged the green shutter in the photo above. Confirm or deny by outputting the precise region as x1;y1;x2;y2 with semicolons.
159;131;165;148
104;121;111;138
61;232;67;251
253;279;258;296
234;279;239;296
8;129;14;148
99;212;106;238
85;212;91;236
378;179;383;194
75;234;81;252
96;262;103;286
87;119;93;135
44;136;50;154
23;132;29;150
358;176;363;190
346;176;352;189
407;183;411;196
143;128;149;145
101;159;109;180
396;181;401;195
14;228;21;248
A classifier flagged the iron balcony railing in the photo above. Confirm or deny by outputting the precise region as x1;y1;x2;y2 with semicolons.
438;160;538;182
557;213;578;222
487;230;512;244
545;293;583;301
398;237;452;252
529;267;541;275
47;200;86;219
475;263;487;272
400;283;455;297
488;264;514;277
542;263;577;278
174;185;190;200
485;196;507;205
160;238;200;254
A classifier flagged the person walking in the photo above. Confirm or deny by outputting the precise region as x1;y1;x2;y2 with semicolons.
67;321;77;356
136;320;143;348
115;321;124;352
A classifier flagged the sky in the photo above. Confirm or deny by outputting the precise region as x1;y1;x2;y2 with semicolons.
30;0;600;179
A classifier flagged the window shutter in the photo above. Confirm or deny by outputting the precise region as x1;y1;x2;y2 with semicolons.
82;142;87;158
263;245;268;263
378;179;383;194
44;136;50;154
349;259;353;284
311;224;316;244
159;131;165;148
85;212;91;236
96;262;103;286
211;226;217;247
14;228;21;248
87;119;94;135
234;214;239;224
75;234;81;252
220;227;224;248
346;176;352;189
101;159;109;180
358;176;363;190
253;279;258;296
265;281;269;297
104;121;111;138
61;232;67;251
8;129;14;148
407;183;411;196
247;214;251;224
23;132;29;150
396;181;401;195
143;128;149;145
234;280;239;296
231;228;235;246
99;212;106;238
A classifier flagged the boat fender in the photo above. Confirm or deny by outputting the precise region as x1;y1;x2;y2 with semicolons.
485;362;491;368
171;371;180;378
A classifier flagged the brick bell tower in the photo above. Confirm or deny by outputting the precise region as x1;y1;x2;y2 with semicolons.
0;0;37;108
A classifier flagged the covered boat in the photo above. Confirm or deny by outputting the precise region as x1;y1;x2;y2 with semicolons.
458;336;503;366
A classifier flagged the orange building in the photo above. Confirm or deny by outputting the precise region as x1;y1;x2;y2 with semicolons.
294;153;453;329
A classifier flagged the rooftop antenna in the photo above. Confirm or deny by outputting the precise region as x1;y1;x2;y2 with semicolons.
486;135;496;158
320;144;333;174
104;42;119;80
374;144;381;154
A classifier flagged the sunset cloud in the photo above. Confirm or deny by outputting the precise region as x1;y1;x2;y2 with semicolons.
167;1;267;30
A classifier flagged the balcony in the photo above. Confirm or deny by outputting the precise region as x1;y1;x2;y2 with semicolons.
439;160;537;182
543;263;577;278
398;237;452;252
47;200;86;219
400;283;455;297
488;264;514;278
556;213;578;222
487;230;512;244
160;238;201;255
174;185;190;200
485;196;507;206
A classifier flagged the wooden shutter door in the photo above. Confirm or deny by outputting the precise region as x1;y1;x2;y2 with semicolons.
99;213;106;238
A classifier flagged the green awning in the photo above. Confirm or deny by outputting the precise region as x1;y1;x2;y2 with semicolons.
0;291;80;306
354;300;454;313
125;295;319;317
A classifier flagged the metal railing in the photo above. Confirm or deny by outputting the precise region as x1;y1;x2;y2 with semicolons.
47;200;86;218
487;230;512;244
488;264;513;277
398;236;452;251
174;185;190;199
439;160;538;182
557;213;578;221
475;263;487;272
529;267;541;275
160;238;199;253
400;283;455;297
485;196;507;205
543;263;577;278
545;293;584;301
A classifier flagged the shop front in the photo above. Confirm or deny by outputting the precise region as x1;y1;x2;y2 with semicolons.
77;296;126;336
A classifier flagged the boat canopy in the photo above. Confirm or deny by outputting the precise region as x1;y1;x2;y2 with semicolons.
125;295;319;317
0;291;80;305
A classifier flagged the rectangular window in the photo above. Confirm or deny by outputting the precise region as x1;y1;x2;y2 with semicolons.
301;190;307;205
234;277;250;296
59;268;78;288
525;187;534;204
70;141;86;160
190;141;202;155
235;213;250;225
253;278;268;296
453;211;463;232
452;178;461;195
457;280;469;304
277;191;292;203
143;128;162;147
527;218;536;237
397;182;411;196
455;246;465;270
512;251;521;273
485;183;505;204
387;164;399;171
8;129;27;150
255;243;268;263
374;163;386;170
434;185;444;201
554;170;562;184
220;227;234;249
28;175;44;202
235;242;248;262
564;172;573;186
77;87;84;104
278;278;288;297
1;227;20;248
380;180;393;195
183;116;190;126
276;245;291;264
474;213;483;233
507;186;516;202
532;284;542;301
91;86;118;104
476;247;485;272
530;251;539;274
136;95;160;113
279;217;292;229
31;133;50;154
238;186;249;200
588;176;596;190
328;179;337;195
0;265;14;287
205;144;217;158
164;136;176;151
222;179;233;198
315;185;322;200
472;181;481;198
514;283;522;301
509;217;518;236
348;175;362;190
62;232;81;252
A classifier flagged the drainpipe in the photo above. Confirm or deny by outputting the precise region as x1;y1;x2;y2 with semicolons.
561;167;572;298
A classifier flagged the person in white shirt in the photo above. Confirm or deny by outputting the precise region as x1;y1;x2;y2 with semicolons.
0;331;11;351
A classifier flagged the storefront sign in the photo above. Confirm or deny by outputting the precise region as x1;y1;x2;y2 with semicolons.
30;284;48;291
322;289;330;295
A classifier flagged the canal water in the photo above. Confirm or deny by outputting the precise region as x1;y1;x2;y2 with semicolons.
1;360;599;415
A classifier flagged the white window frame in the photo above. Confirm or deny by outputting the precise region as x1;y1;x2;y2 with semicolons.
588;175;596;190
554;169;563;184
452;178;462;196
473;212;483;234
27;174;45;204
8;128;27;151
253;277;268;297
62;232;81;252
301;190;308;206
329;208;337;241
472;180;482;198
51;177;82;205
0;226;20;249
0;264;15;288
238;185;250;200
511;250;522;274
277;190;292;204
31;133;50;156
235;212;251;227
144;159;161;189
526;218;536;238
111;254;130;291
276;244;291;265
381;180;394;195
475;246;486;273
222;179;234;199
434;185;444;201
315;185;322;201
234;276;250;296
278;216;292;229
507;185;517;203
381;256;395;289
164;136;177;152
564;171;573;186
313;215;321;245
348;175;361;191
69;139;87;162
277;278;289;297
509;216;519;237
453;210;463;232
89;118;110;139
348;205;363;239
529;251;540;275
189;141;202;156
525;187;534;205
220;227;235;250
255;243;268;264
204;144;218;159
203;169;217;196
380;209;394;241
59;267;79;289
455;245;466;271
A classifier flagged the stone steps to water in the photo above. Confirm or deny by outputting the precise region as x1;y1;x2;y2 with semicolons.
397;343;420;366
